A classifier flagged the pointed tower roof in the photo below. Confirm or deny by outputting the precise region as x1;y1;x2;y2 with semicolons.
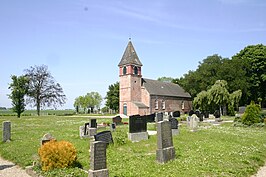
118;40;143;66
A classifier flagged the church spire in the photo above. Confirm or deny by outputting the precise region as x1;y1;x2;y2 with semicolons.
118;40;143;66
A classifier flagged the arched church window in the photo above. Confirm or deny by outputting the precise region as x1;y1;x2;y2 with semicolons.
134;66;138;75
162;100;165;110
155;99;158;110
181;101;185;110
123;66;127;75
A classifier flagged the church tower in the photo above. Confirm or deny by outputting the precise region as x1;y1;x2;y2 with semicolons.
118;40;143;116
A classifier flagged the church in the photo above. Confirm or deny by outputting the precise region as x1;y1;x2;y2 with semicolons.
118;40;192;116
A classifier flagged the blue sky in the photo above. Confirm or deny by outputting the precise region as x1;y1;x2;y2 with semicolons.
0;0;265;109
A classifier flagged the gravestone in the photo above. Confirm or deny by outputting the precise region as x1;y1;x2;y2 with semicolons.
110;123;116;132
87;119;97;137
90;119;97;128
156;120;175;163
169;118;179;135
239;106;246;114
146;113;155;123
155;112;163;122
41;133;55;145
94;131;113;145
190;114;198;132
188;110;194;116
79;123;90;138
129;115;147;133
112;116;122;125
84;122;90;135
128;115;148;142
89;141;109;177
172;111;180;118
2;121;11;142
203;111;209;118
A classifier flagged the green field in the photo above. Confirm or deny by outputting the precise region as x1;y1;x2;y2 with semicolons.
0;109;76;116
1;116;266;177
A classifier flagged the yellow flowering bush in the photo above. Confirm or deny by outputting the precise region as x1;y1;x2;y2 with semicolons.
38;140;77;171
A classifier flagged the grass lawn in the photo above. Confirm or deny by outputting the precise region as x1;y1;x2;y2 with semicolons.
1;116;266;177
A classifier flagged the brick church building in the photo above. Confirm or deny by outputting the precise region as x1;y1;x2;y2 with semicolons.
118;40;192;116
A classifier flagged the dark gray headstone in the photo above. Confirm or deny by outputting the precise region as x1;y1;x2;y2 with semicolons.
188;110;194;116
169;118;178;129
172;111;180;118
214;110;220;118
94;131;113;145
89;141;109;177
112;116;122;125
2;121;11;142
110;123;116;131
129;115;147;133
157;121;173;149
90;119;97;128
156;121;175;163
146;113;155;123
239;106;246;114
156;112;163;122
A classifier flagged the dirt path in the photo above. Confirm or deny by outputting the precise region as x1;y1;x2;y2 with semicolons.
0;157;31;177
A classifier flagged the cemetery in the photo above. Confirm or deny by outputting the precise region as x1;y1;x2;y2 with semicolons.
1;111;266;177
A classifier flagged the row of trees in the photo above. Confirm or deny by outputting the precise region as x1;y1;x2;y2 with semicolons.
8;65;66;117
173;44;266;108
73;92;102;114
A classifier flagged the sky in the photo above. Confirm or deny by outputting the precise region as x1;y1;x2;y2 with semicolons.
0;0;266;110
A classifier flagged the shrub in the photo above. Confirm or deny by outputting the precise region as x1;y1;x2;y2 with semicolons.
242;101;261;126
38;140;77;171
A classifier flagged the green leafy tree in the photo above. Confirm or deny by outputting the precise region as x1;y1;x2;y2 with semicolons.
25;65;66;116
242;101;261;126
208;80;229;115
8;75;29;118
73;96;83;113
85;92;102;113
193;90;209;112
232;44;266;107
175;55;228;98
105;82;119;113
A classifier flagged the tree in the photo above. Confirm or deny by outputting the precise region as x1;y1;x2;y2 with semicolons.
8;75;29;118
85;92;102;113
232;44;266;107
73;96;83;113
208;80;229;115
25;65;66;116
105;82;119;112
193;90;209;112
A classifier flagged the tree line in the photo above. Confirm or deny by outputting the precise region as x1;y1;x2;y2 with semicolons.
172;44;266;109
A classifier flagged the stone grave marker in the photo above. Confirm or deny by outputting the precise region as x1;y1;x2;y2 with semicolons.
89;141;109;177
41;133;55;145
94;131;114;145
2;121;11;142
79;123;90;138
172;111;180;118
146;113;155;123
190;114;198;132
169;118;179;135
128;115;148;142
156;120;175;163
239;106;246;114
112;116;122;125
90;119;97;128
155;112;163;122
110;123;116;132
